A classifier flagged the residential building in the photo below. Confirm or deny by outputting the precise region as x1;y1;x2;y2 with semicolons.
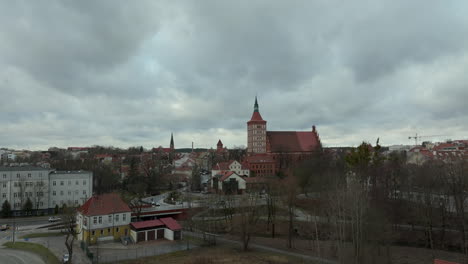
49;170;93;209
0;166;52;215
211;171;246;194
211;160;249;177
77;193;132;244
0;166;93;215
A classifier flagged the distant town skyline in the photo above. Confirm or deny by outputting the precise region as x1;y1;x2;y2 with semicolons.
1;1;468;150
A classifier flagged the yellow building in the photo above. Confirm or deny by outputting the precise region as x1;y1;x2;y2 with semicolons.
76;193;132;244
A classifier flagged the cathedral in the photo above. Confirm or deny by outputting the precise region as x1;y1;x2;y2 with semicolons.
245;97;321;176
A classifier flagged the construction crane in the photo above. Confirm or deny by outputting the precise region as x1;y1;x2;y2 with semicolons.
408;133;447;146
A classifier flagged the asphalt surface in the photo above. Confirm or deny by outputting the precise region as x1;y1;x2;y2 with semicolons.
0;216;49;226
0;249;45;264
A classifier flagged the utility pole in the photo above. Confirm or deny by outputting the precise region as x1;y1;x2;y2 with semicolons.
12;214;16;243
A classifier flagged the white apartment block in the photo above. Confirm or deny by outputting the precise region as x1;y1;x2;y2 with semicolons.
49;170;93;210
0;166;93;215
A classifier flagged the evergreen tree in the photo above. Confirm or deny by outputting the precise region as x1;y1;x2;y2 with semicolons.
1;200;12;218
23;198;33;216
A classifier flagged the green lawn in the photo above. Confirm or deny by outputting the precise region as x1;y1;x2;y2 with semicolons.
117;244;312;264
4;241;61;264
20;232;63;239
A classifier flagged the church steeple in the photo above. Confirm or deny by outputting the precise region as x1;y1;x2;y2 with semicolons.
254;96;259;112
170;133;174;150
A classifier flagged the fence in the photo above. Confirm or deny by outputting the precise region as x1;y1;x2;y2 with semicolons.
89;239;195;263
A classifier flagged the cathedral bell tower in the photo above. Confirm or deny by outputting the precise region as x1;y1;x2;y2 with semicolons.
247;96;267;154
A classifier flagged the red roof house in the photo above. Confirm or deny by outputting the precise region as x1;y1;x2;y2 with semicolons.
78;193;131;216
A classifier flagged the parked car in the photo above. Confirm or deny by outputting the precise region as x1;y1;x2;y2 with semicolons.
151;202;161;207
62;253;69;263
0;224;10;231
48;216;61;222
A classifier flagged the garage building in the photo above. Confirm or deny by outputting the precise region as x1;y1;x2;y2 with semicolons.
130;217;182;243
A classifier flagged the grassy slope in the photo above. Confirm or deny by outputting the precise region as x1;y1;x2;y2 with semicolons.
4;241;61;264
20;232;63;239
118;245;313;264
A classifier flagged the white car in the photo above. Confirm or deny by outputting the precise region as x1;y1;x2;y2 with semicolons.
63;253;69;263
48;216;61;222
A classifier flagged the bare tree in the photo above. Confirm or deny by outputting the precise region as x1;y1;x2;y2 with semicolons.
236;192;262;251
265;179;279;238
281;175;299;249
33;180;47;215
62;207;80;264
444;160;468;259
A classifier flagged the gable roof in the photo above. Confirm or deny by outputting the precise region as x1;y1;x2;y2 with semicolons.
267;131;320;152
219;171;234;182
78;193;131;216
214;160;243;170
130;219;164;229
160;217;182;230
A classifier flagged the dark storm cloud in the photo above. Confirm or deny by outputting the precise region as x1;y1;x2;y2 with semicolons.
1;0;468;150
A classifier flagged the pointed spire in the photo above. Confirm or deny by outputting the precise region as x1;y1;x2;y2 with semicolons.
170;133;174;150
254;96;259;112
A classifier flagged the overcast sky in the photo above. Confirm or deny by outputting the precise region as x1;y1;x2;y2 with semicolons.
1;0;467;150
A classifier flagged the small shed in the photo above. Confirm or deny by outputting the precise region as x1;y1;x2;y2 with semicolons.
160;217;182;240
129;217;182;243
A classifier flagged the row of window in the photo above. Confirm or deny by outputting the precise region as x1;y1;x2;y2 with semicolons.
93;214;127;225
252;130;265;134
12;181;44;187
52;190;86;196
12;192;43;198
51;200;79;206
253;169;274;174
52;180;86;186
252;164;272;169
1;173;43;179
91;227;127;236
12;201;44;208
1;190;86;198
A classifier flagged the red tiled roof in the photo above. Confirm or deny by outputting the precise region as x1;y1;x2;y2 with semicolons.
160;217;182;230
434;259;460;264
219;171;235;182
215;162;229;170
267;131;320;152
78;193;131;216
434;143;457;151
130;219;164;230
248;111;266;122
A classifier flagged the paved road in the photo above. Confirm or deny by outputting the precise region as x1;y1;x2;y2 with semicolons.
0;249;45;264
0;216;49;226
